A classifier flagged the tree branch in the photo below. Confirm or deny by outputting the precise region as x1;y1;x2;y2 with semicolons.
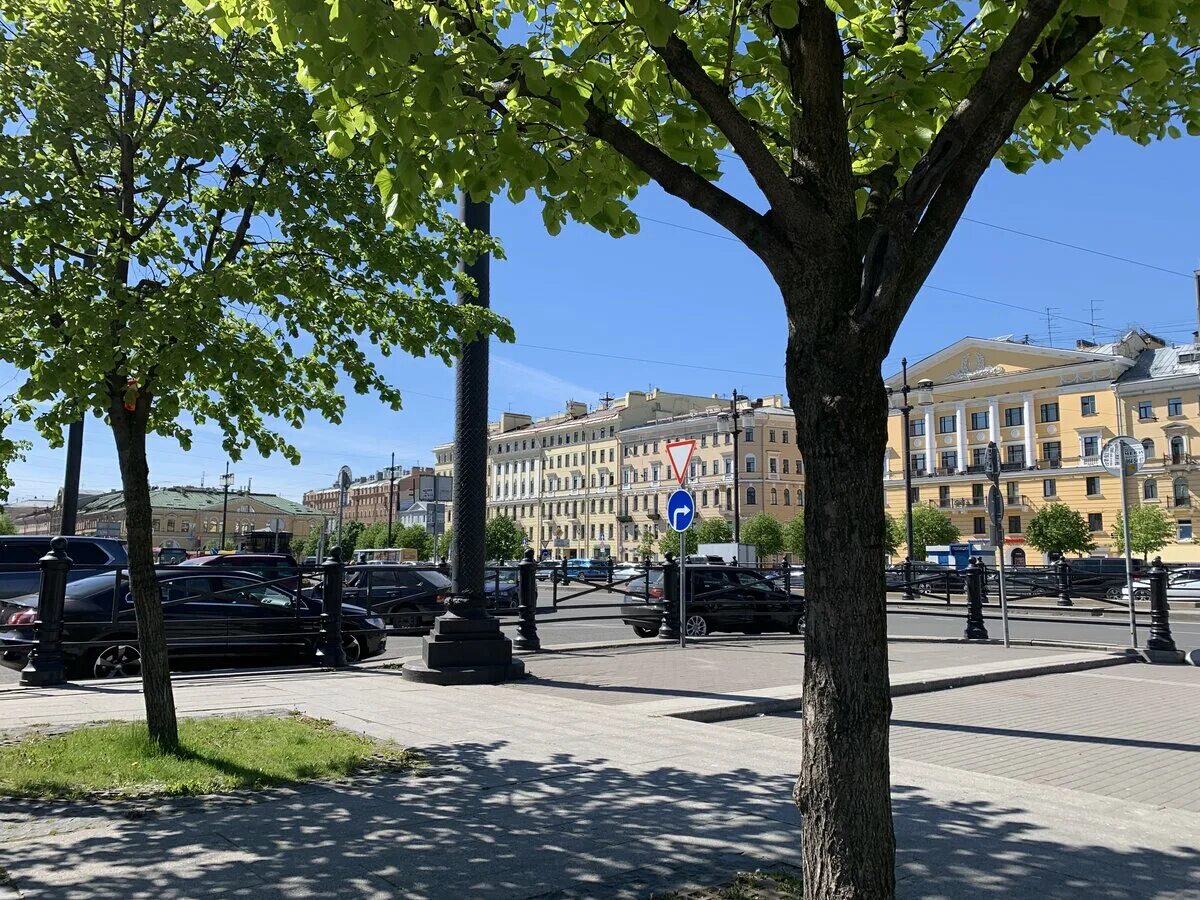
214;159;272;271
1;264;39;294
654;34;801;226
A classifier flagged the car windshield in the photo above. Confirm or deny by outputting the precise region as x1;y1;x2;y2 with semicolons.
63;573;123;600
420;571;453;590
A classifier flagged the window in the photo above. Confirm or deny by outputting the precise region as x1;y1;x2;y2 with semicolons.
1144;479;1158;500
1043;479;1056;497
1178;520;1193;541
971;447;987;467
970;411;989;431
1142;438;1156;459
908;419;926;437
1006;445;1025;466
783;431;790;444
939;485;951;503
1174;477;1190;507
1004;407;1023;427
1171;435;1186;462
1039;402;1059;423
768;457;778;474
1088;513;1104;533
746;486;757;505
941;451;958;471
1169;397;1184;417
909;486;920;503
770;488;778;505
166;518;176;532
1008;515;1022;534
744;426;755;442
783;489;791;506
1138;401;1153;420
1042;441;1062;463
769;429;777;442
972;484;984;503
911;453;926;472
973;516;986;535
1007;481;1020;502
938;415;956;434
1086;476;1101;497
1081;395;1097;416
783;459;790;474
1082;435;1100;458
745;455;757;474
701;491;708;508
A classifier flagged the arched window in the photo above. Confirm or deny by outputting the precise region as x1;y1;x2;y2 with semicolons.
1144;479;1158;500
1142;438;1156;460
783;489;791;506
770;488;778;505
1173;476;1189;507
166;518;176;532
1171;435;1186;464
746;486;757;506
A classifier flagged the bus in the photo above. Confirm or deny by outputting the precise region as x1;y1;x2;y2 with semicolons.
351;547;419;565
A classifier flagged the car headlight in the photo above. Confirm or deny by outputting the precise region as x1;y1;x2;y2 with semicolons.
364;617;385;629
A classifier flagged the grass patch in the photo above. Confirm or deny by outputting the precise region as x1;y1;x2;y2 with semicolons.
0;714;418;800
664;869;803;899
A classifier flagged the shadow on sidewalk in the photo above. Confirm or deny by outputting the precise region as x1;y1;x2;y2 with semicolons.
1;742;1197;898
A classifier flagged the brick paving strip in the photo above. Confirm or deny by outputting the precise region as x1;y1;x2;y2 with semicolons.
0;641;1196;898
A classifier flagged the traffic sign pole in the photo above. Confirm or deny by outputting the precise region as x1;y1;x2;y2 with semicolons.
985;442;1010;648
1119;458;1136;648
1102;436;1146;649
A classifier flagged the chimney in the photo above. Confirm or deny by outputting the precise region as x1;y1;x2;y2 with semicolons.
1076;339;1097;350
565;400;587;418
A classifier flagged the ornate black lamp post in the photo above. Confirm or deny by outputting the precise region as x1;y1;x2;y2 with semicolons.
718;390;748;545
887;360;932;601
403;195;524;684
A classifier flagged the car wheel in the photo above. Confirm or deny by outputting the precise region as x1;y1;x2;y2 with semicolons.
632;625;658;638
341;633;362;663
684;615;708;637
1106;587;1123;600
788;616;803;635
93;645;142;679
1134;588;1151;603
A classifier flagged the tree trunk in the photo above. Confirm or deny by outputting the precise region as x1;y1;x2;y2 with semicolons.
789;320;895;899
110;397;179;752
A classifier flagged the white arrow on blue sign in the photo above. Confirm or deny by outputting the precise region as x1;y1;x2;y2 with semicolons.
667;489;695;532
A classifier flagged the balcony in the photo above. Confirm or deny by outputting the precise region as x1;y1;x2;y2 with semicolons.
647;511;662;521
1038;457;1062;470
1164;454;1197;469
1000;461;1027;472
1081;455;1101;466
1173;497;1192;509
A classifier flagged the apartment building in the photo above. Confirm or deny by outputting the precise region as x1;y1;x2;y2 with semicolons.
618;396;805;560
303;466;432;527
884;329;1200;564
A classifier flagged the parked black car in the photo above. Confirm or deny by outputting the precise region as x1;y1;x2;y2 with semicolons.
331;565;454;632
885;561;965;595
179;553;301;592
0;536;128;600
622;565;805;638
0;570;385;679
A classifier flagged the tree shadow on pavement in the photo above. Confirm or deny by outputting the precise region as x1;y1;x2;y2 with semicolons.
0;741;1196;899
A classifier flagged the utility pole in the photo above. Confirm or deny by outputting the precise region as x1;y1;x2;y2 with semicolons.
219;463;233;552
386;452;396;548
1194;269;1200;343
59;419;84;536
723;389;747;546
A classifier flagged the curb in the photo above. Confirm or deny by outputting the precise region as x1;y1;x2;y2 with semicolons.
661;650;1139;723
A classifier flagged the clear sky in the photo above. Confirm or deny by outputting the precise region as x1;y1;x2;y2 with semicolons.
4;130;1197;506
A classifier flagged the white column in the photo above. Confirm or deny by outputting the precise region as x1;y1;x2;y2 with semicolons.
955;401;967;473
924;409;935;470
1022;393;1035;468
988;397;1000;445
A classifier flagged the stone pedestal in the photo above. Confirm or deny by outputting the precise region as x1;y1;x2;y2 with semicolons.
402;613;526;684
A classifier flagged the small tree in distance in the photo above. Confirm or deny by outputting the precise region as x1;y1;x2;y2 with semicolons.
693;517;733;547
883;514;905;558
908;506;961;561
485;516;525;562
783;516;805;562
1026;503;1095;561
0;511;16;536
742;514;785;562
1112;506;1174;561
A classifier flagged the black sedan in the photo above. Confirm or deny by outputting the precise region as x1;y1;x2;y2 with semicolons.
0;571;386;680
622;565;805;638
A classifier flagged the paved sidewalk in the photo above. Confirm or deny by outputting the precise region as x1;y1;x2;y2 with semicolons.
0;641;1196;898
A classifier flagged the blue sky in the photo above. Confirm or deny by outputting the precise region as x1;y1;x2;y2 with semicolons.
4;131;1198;505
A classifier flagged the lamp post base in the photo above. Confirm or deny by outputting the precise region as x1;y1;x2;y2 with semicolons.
1140;648;1185;665
401;612;527;685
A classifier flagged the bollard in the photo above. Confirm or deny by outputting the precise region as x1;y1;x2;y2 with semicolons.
963;556;989;641
642;555;651;601
1056;557;1073;607
315;545;348;668
20;536;72;686
515;549;541;651
438;556;450;578
658;553;680;641
560;556;570;586
782;554;791;595
1146;557;1182;661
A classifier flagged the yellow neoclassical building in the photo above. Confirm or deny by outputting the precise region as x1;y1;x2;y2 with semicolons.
885;329;1200;564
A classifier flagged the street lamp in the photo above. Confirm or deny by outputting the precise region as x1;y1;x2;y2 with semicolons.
886;361;933;600
219;463;234;552
718;389;749;546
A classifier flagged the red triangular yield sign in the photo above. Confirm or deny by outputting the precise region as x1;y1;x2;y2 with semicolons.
665;440;697;485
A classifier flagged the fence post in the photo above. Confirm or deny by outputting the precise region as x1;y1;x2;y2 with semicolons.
438;556;450;579
515;549;541;652
1145;556;1183;661
642;555;651;601
20;536;71;687
315;545;348;668
658;553;680;641
1056;557;1073;607
963;556;989;641
781;554;791;594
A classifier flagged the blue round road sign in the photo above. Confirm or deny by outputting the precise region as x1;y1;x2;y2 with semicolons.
667;490;695;532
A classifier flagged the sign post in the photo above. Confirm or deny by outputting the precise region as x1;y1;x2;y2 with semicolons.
984;442;1010;647
336;465;353;552
1102;436;1146;648
666;440;697;650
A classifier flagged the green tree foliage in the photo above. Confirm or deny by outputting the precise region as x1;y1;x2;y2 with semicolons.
356;523;390;551
1027;503;1095;558
485;516;525;561
908;506;961;561
0;1;509;750
203;0;1200;891
0;511;16;536
1112;505;1174;560
636;530;658;561
394;524;433;560
435;529;453;562
783;515;805;561
336;521;365;559
883;514;905;558
742;514;785;560
693;517;733;546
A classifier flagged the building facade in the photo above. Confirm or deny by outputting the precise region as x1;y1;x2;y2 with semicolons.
303;466;432;527
885;329;1200;564
74;486;326;551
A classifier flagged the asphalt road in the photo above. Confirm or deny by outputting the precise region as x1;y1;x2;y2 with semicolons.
2;582;1196;684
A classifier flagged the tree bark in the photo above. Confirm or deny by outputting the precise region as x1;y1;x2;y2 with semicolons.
109;395;179;752
789;311;895;899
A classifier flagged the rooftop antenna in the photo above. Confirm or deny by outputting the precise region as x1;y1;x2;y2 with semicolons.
1088;298;1104;343
1194;268;1199;346
599;392;615;410
1044;307;1059;348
